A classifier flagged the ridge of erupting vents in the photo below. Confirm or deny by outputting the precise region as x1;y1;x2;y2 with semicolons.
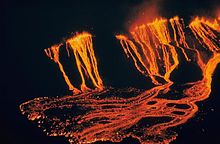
20;16;220;144
116;16;220;85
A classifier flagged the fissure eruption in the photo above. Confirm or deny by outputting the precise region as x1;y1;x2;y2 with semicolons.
44;32;104;93
20;16;220;144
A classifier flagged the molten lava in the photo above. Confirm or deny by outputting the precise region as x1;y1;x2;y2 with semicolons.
20;16;220;144
44;44;81;94
116;17;180;84
45;32;103;93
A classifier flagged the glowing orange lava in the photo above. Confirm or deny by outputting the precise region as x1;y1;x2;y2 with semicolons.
116;17;179;84
45;32;104;93
20;16;220;144
44;44;81;94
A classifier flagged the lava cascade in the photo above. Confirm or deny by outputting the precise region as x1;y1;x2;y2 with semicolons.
20;16;220;144
44;32;104;93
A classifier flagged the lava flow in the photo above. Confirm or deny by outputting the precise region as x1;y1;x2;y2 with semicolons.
44;32;103;93
20;16;220;144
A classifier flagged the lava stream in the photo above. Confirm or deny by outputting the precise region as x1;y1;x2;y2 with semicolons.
20;16;220;144
45;32;104;93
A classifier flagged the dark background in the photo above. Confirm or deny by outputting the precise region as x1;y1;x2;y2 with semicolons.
3;0;220;143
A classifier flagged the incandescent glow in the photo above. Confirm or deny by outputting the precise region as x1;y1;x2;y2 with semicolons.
116;17;180;84
45;32;103;93
116;16;220;85
20;16;220;144
44;44;81;94
189;17;220;52
66;32;103;91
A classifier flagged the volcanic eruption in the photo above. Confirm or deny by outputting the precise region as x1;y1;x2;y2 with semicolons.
19;10;220;144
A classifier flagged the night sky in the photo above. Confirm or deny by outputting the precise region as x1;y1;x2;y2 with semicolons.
3;0;220;144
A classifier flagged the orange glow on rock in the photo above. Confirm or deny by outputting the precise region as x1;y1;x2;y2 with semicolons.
20;16;220;144
189;17;220;52
116;17;180;84
44;32;104;93
66;32;104;92
44;44;81;94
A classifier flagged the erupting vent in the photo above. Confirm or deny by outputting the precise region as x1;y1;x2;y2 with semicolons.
20;16;220;144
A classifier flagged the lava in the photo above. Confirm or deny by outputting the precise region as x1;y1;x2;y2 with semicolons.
116;17;180;84
44;44;80;94
45;32;104;93
20;16;220;144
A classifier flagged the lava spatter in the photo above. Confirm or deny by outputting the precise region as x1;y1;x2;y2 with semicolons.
20;16;220;144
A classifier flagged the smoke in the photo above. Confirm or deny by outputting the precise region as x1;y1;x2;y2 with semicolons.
125;0;220;32
125;0;162;32
216;8;220;18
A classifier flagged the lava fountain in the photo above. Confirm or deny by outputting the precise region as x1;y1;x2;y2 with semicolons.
20;16;220;144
